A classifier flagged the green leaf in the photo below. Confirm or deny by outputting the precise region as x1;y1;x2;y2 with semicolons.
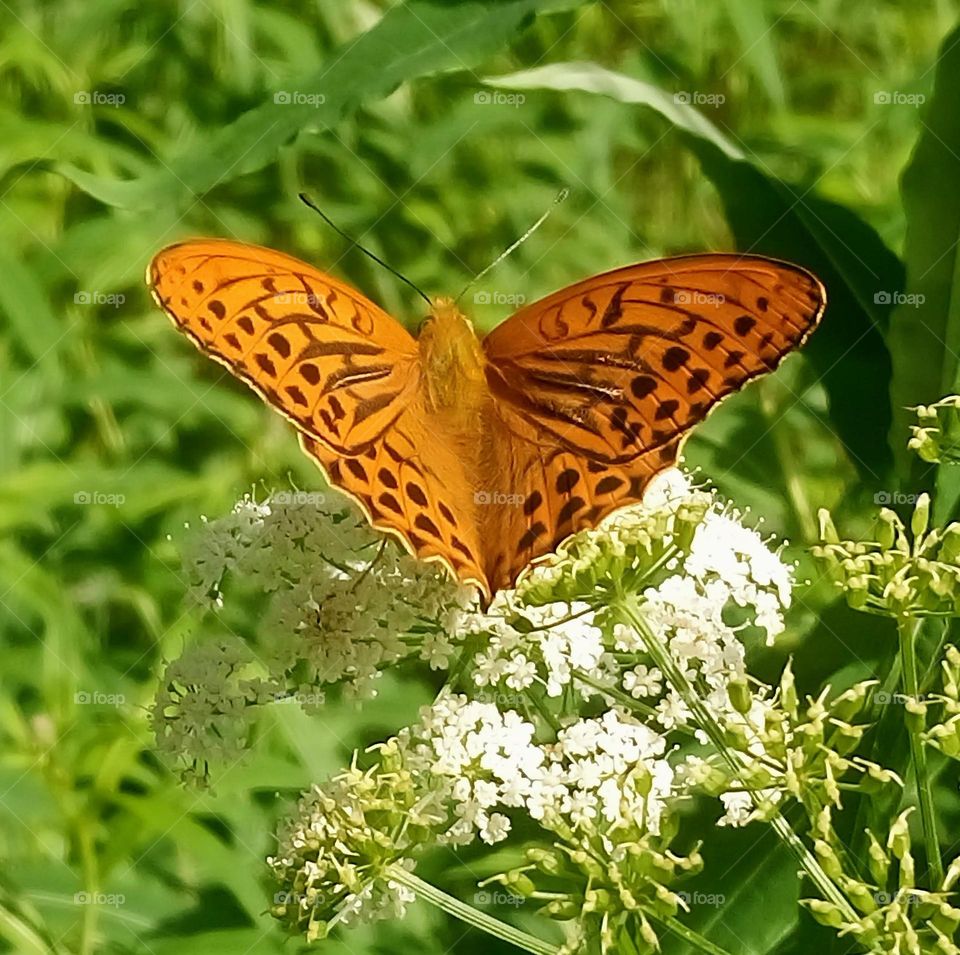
46;0;581;212
487;62;900;486
887;21;960;518
0;251;64;375
662;827;800;955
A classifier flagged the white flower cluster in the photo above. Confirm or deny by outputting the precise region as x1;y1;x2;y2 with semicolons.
404;694;679;845
152;637;275;775
155;491;475;776
178;491;470;703
268;766;424;940
461;471;794;737
471;601;609;700
269;693;688;939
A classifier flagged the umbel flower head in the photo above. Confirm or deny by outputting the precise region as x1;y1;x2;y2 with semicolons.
268;693;698;949
461;469;794;737
162;468;817;952
814;494;960;617
153;491;474;777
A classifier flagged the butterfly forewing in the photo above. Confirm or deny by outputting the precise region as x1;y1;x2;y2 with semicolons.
483;254;825;464
149;240;420;454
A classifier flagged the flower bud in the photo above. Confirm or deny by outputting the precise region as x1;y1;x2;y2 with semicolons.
814;839;844;881
727;678;753;715
526;847;564;875
940;525;960;565
818;509;840;545
911;493;931;541
805;899;845;928
542;898;581;920
888;809;913;859
866;832;889;887
875;510;897;551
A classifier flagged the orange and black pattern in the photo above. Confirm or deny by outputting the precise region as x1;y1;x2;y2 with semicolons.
483;255;824;464
150;241;825;600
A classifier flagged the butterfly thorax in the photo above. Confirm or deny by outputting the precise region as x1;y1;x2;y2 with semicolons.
418;297;488;413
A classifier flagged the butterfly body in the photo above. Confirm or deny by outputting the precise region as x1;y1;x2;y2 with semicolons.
418;297;488;414
149;240;826;600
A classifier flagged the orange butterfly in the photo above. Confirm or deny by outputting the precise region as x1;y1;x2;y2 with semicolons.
148;240;825;600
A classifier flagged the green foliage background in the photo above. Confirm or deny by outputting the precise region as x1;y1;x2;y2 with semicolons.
1;1;959;952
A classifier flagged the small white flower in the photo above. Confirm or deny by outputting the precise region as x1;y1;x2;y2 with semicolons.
480;812;511;844
655;691;691;731
623;664;663;698
504;654;537;690
718;790;754;827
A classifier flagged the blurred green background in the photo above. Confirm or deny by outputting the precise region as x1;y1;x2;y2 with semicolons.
1;1;959;952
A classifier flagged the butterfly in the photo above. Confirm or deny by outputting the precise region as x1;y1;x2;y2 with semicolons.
148;240;825;601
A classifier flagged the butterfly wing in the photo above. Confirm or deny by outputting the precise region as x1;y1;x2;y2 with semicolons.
149;240;420;454
150;239;487;591
482;254;825;465
299;402;487;590
478;254;825;592
479;426;683;595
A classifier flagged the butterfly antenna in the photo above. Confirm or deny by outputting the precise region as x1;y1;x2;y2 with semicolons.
456;187;569;304
298;193;432;306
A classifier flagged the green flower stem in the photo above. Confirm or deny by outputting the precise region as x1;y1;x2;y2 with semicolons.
897;615;944;886
387;866;560;955
616;596;858;923
650;910;735;955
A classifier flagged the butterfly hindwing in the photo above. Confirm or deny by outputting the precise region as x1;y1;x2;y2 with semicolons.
299;405;486;589
479;420;683;594
482;254;825;465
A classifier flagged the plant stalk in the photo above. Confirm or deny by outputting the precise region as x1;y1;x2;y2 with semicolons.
617;596;858;922
897;615;944;886
387;866;560;955
652;910;735;955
